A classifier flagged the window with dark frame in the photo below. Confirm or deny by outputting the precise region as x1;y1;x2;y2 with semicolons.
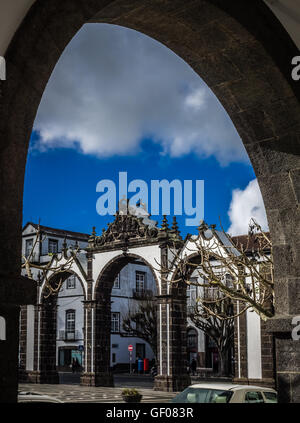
25;238;33;258
65;310;75;336
66;274;76;289
48;238;58;254
111;312;120;333
136;271;146;294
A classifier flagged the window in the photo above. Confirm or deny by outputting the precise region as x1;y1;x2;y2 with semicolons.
244;391;264;403
136;271;146;293
111;312;120;333
263;392;277;403
66;275;76;289
113;274;120;289
25;238;33;258
187;329;198;349
66;310;76;336
48;239;58;254
112;353;116;363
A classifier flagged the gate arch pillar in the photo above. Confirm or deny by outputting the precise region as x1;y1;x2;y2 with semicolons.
38;301;59;384
80;298;114;387
154;294;191;392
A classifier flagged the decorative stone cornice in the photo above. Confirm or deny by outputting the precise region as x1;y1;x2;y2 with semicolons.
87;210;160;251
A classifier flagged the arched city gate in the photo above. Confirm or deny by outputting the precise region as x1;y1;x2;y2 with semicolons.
1;0;300;403
32;213;190;392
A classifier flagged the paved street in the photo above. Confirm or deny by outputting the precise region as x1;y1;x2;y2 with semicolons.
58;372;155;389
19;373;177;403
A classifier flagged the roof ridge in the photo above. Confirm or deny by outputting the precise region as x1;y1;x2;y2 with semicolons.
24;222;90;238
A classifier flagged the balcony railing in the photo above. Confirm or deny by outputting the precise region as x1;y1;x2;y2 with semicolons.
58;330;82;341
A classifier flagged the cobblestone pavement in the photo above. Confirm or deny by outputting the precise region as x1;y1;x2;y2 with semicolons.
18;383;177;403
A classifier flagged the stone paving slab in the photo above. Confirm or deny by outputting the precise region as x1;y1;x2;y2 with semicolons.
19;383;178;403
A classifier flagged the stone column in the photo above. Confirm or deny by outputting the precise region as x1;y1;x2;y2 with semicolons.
154;236;190;392
267;317;300;403
0;303;20;402
0;275;36;403
265;188;300;402
233;302;248;383
18;305;28;382
154;294;190;392
94;297;114;387
80;300;96;386
18;285;40;383
38;301;59;384
260;320;275;387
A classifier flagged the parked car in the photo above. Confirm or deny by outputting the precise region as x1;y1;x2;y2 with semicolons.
171;383;277;403
18;391;64;403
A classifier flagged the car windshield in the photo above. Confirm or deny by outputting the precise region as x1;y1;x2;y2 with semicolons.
171;387;233;403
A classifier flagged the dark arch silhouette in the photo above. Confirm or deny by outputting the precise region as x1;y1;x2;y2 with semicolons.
1;0;300;401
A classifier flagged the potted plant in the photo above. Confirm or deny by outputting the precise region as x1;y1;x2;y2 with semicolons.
121;388;142;403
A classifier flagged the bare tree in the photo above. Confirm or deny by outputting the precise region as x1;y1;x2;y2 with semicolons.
163;218;274;321
121;294;157;359
22;224;80;298
188;288;234;376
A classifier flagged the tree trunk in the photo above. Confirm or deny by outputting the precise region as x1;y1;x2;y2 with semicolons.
217;350;227;376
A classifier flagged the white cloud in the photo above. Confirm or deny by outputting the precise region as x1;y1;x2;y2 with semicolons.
227;179;269;236
33;23;248;165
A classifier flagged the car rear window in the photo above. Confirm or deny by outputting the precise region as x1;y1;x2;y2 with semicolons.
171;387;233;403
245;391;264;403
209;389;233;403
263;392;277;403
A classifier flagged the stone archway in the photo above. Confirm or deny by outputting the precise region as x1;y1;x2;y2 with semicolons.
78;211;190;391
0;0;300;402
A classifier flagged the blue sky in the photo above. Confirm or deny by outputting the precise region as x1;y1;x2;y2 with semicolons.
23;24;267;238
24;132;256;239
